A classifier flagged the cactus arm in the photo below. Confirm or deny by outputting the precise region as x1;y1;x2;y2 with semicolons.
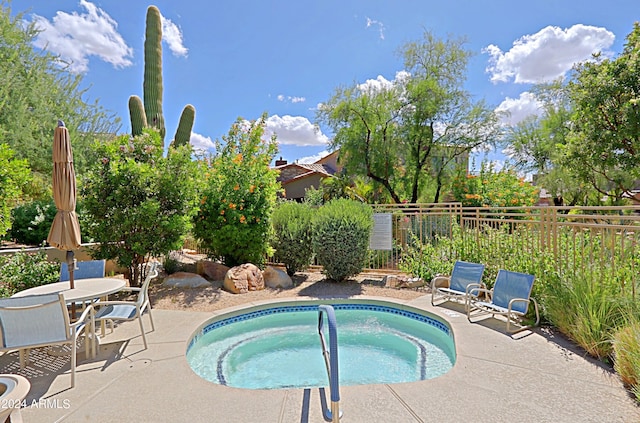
128;95;147;137
172;104;196;147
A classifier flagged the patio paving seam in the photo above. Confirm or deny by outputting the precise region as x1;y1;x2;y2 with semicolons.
278;388;289;422
385;384;424;423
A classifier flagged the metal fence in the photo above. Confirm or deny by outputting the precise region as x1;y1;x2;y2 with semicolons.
185;203;640;291
365;204;640;296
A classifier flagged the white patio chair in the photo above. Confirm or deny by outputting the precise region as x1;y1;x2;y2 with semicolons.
431;260;485;311
0;293;92;388
92;262;158;350
466;269;540;333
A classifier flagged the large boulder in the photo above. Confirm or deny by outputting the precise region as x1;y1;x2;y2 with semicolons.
196;260;230;281
223;263;264;294
163;272;211;288
263;266;293;289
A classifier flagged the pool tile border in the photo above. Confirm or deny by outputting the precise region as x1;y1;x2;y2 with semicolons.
187;302;451;353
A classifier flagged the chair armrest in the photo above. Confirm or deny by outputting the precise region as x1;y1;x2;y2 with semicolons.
116;287;141;293
465;283;485;296
507;298;530;314
468;287;493;300
71;304;93;326
70;304;95;331
94;300;138;307
431;275;450;290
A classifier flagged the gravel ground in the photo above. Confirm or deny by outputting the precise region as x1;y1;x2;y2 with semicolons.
148;271;427;312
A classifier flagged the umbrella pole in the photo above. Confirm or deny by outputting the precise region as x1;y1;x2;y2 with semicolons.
66;250;76;319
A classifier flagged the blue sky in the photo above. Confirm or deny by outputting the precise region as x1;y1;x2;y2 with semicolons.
11;0;640;166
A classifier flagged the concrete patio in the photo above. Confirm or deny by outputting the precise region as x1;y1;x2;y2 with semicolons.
3;294;639;422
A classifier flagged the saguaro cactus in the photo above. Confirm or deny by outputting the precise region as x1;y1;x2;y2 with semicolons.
143;5;164;141
128;5;195;149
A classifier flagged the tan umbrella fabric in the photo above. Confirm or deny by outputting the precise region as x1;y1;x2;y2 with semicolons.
47;121;82;256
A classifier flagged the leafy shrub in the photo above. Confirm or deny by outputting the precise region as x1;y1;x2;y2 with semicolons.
8;199;57;245
303;186;324;206
194;115;280;267
272;201;314;276
312;199;373;282
399;233;453;282
0;144;31;238
162;256;182;275
82;129;199;286
0;249;59;297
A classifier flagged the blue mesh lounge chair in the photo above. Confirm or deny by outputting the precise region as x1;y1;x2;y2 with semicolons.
92;263;158;350
0;293;92;388
431;261;485;310
466;269;540;333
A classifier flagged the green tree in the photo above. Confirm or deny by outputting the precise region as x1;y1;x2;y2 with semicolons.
504;81;594;205
81;129;198;285
194;115;280;267
564;23;640;203
0;144;31;237
0;2;119;188
451;162;539;208
318;173;381;203
318;31;501;204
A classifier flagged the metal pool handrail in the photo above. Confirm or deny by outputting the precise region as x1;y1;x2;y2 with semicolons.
318;304;342;422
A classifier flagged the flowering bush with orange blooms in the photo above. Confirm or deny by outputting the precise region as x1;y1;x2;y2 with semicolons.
193;114;280;267
451;163;539;208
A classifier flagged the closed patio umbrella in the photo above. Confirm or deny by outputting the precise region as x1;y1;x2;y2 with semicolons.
47;120;82;295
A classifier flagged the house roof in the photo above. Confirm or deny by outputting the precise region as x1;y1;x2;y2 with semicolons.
280;170;327;186
275;160;336;184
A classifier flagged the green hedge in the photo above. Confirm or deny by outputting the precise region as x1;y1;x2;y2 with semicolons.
272;201;314;276
312;199;373;282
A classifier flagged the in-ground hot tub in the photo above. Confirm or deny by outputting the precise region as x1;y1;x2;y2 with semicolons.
186;299;456;389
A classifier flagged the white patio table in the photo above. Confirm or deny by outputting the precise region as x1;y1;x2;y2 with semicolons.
12;277;126;304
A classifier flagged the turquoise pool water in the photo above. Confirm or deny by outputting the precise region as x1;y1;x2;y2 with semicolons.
186;301;455;390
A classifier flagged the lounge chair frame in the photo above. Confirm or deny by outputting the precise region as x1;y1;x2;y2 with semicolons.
467;269;540;333
431;261;486;311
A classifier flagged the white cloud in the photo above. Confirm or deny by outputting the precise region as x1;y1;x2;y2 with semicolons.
495;92;543;125
277;95;306;103
265;115;330;146
189;132;215;152
31;0;133;73
160;15;188;57
357;70;410;94
366;17;385;40
297;150;332;164
484;24;615;84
